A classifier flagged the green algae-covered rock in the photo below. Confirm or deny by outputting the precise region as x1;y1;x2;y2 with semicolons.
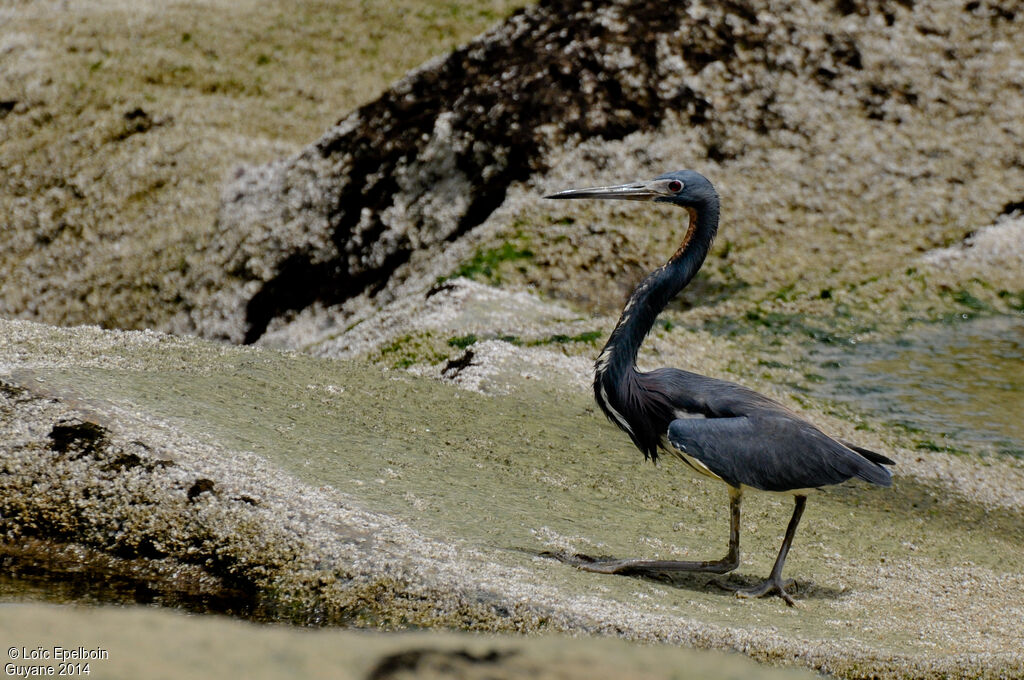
2;318;1022;678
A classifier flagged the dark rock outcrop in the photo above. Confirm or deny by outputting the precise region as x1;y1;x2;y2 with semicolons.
180;0;893;343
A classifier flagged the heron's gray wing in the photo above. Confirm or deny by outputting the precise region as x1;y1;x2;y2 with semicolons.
642;367;799;418
667;414;893;492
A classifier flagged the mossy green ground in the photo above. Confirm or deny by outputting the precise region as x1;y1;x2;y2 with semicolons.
3;320;1022;676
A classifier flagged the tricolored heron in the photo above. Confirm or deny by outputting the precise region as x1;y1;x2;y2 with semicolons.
545;170;894;605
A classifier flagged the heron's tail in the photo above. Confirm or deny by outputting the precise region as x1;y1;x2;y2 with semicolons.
840;440;896;465
840;440;895;487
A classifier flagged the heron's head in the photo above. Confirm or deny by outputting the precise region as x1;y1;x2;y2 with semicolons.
545;170;717;208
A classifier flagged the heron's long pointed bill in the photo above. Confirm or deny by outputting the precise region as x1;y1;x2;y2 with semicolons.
545;181;661;202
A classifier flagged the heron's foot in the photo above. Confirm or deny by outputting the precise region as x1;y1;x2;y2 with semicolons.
709;576;797;606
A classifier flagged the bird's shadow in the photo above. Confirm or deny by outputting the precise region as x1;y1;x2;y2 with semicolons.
530;549;846;603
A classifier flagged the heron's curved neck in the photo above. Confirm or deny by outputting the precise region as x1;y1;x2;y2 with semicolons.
596;201;719;385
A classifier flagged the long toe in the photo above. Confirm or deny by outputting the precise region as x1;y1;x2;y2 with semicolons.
734;578;798;606
539;551;627;574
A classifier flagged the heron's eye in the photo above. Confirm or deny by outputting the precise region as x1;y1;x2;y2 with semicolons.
668;180;683;193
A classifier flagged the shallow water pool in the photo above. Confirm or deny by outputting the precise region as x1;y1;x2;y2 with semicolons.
810;314;1024;455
